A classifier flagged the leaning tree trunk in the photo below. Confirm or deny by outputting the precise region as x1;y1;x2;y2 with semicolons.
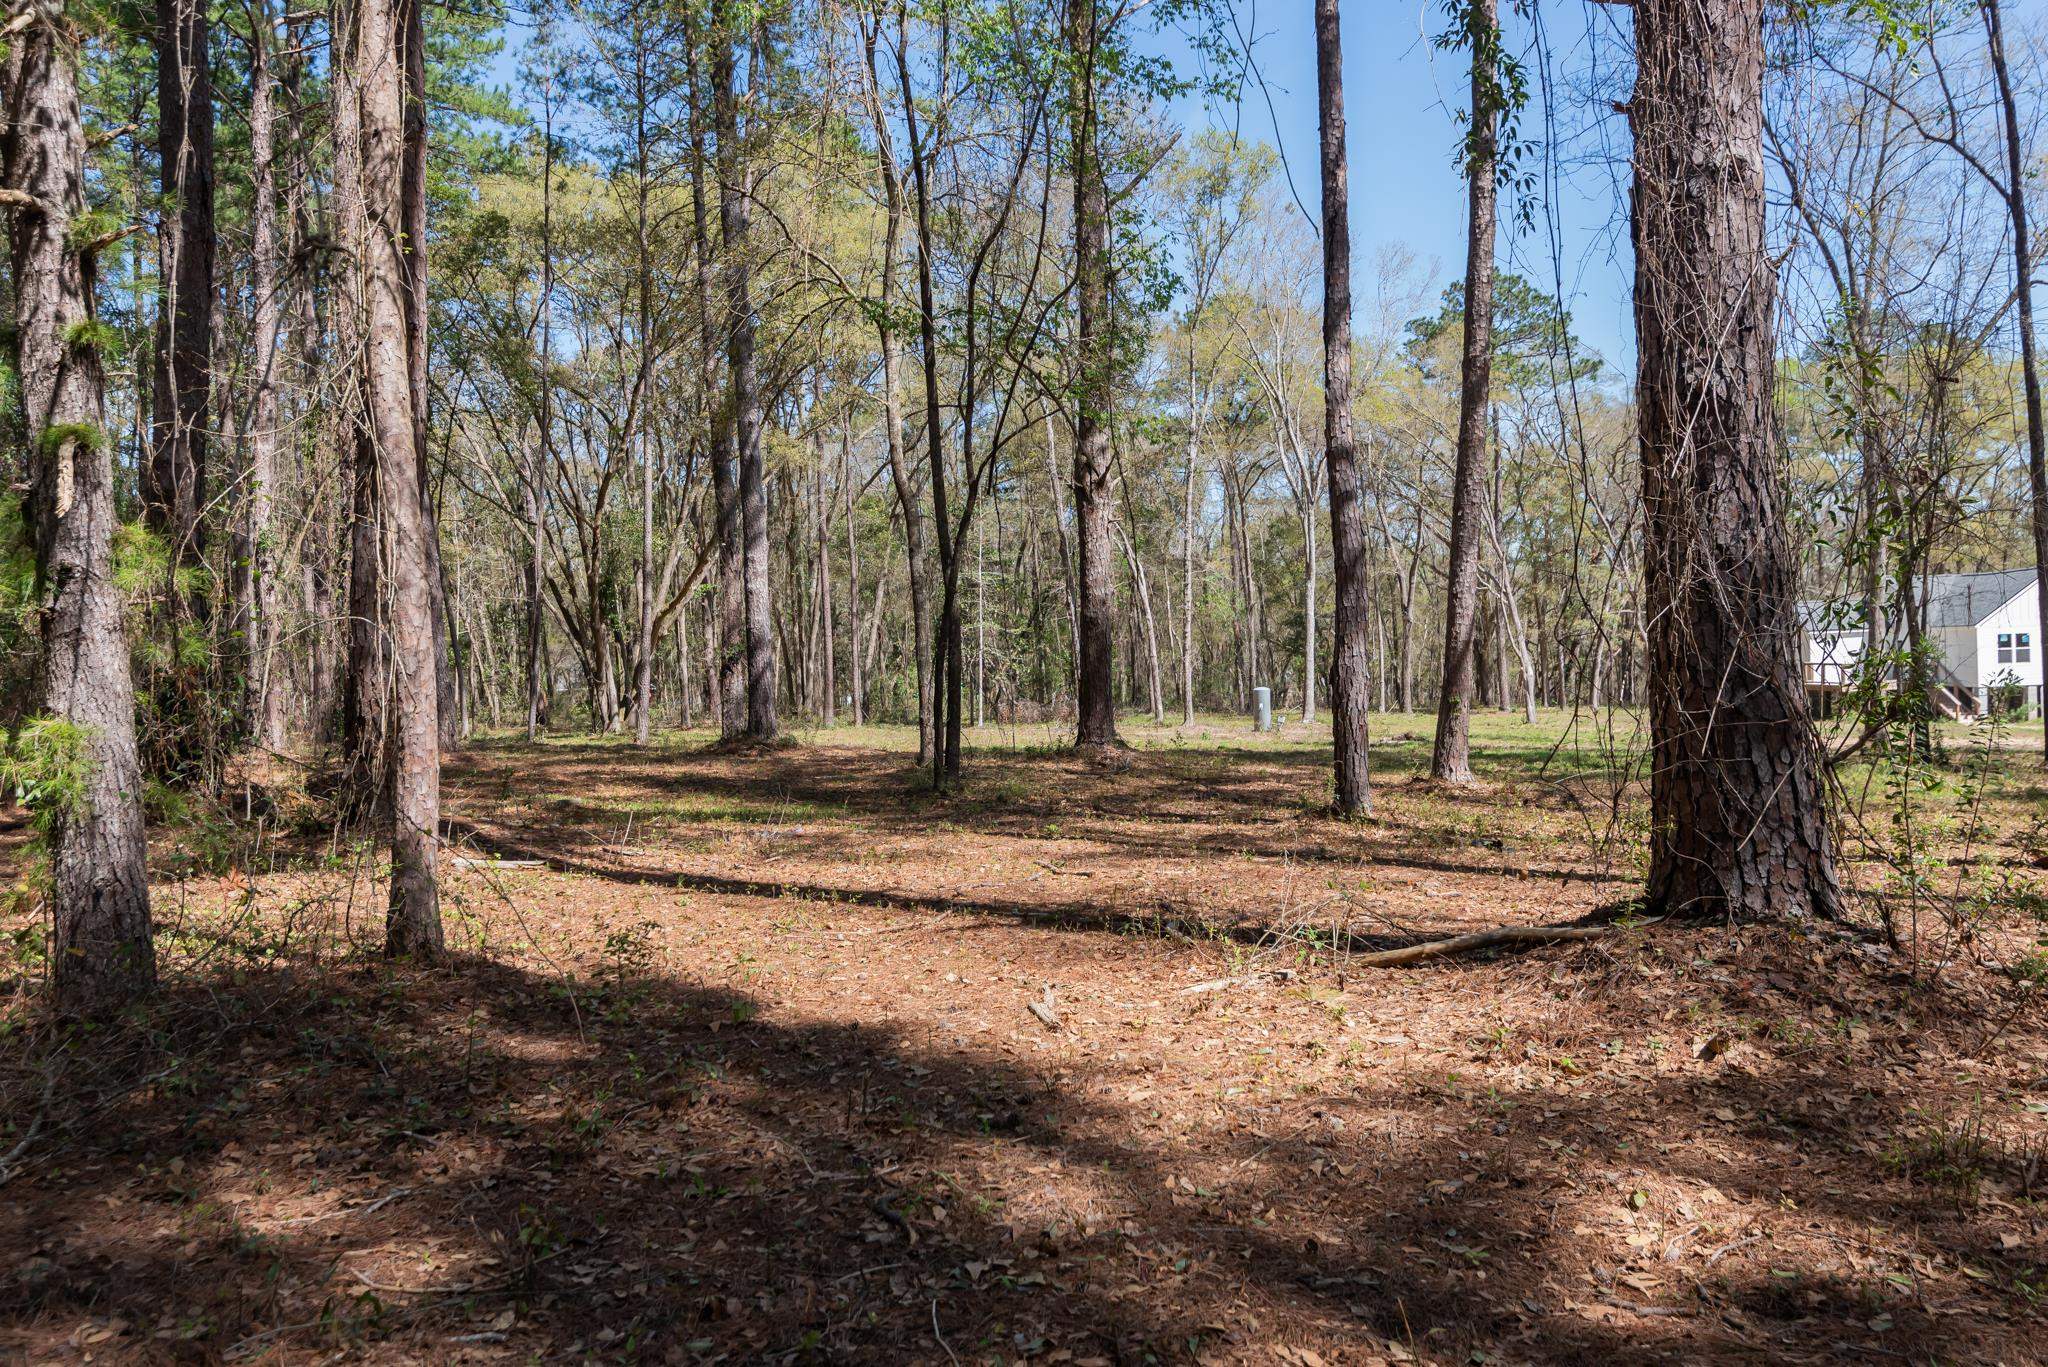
1431;0;1499;785
5;1;155;1013
1068;0;1120;753
1632;0;1838;920
1315;0;1371;816
147;0;214;568
357;0;442;954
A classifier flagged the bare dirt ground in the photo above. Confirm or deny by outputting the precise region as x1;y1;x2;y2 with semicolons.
3;715;2046;1364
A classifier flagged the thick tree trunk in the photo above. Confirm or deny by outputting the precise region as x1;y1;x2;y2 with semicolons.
1431;0;1499;784
714;19;776;742
245;1;287;750
1632;0;1838;920
5;4;155;1013
1315;0;1371;816
357;0;442;953
1068;0;1120;752
147;0;214;568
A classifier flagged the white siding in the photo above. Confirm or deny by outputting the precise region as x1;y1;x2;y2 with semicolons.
1974;582;2044;690
1804;628;1865;686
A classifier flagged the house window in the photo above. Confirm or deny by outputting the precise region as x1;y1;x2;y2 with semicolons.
1999;633;2015;664
2021;633;2034;664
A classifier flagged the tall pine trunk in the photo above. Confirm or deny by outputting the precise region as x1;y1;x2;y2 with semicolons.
397;0;457;754
1632;0;1838;920
245;0;287;750
334;0;385;799
1430;0;1499;784
714;15;776;741
147;0;214;568
1316;0;1371;816
1068;0;1120;752
5;1;155;1012
357;0;442;953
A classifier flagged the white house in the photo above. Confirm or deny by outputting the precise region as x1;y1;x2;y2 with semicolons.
1801;568;2042;719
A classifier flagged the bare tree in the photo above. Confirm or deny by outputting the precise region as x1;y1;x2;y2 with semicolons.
856;2;935;762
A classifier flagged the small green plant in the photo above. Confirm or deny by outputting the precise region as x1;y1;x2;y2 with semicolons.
61;318;120;357
0;717;96;828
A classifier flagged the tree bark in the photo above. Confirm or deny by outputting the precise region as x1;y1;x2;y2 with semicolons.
334;1;385;798
1068;0;1120;752
1315;0;1371;816
1431;0;1498;784
1632;0;1838;920
685;14;746;741
714;14;776;742
395;0;457;755
5;1;155;1013
357;0;442;953
245;0;287;750
147;0;214;569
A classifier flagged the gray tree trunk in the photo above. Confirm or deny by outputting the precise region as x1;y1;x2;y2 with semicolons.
5;3;155;1012
357;0;442;953
714;15;776;742
245;0;287;750
147;0;214;569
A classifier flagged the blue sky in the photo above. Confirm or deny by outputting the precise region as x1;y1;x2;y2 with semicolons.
485;0;1644;364
1160;0;1640;366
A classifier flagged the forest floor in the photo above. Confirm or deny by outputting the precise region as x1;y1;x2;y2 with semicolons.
3;709;2048;1365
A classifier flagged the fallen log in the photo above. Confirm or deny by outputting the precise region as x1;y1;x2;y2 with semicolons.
1348;918;1659;968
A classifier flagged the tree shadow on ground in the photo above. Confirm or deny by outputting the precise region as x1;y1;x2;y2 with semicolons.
2;925;2032;1364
